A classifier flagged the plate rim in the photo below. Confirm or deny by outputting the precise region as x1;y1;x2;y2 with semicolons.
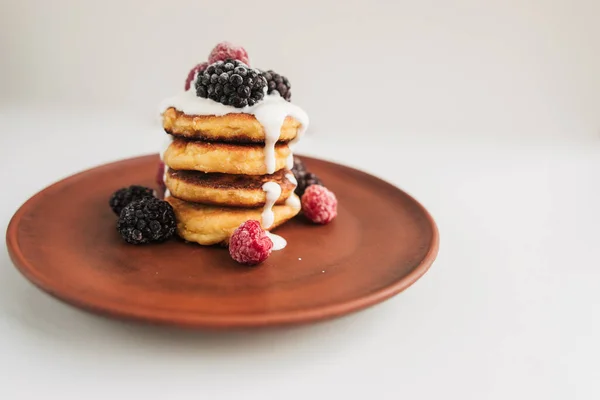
6;154;440;329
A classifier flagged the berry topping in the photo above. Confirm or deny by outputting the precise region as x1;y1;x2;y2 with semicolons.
117;198;176;244
292;156;307;182
262;70;291;101
208;42;250;66
295;172;323;197
291;156;325;196
196;59;266;108
301;185;337;224
184;62;208;91
155;162;166;197
229;220;273;265
109;185;155;215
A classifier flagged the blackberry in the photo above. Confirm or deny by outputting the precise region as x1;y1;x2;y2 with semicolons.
117;198;176;245
109;185;155;215
291;156;307;182
262;70;291;101
291;156;327;196
295;173;324;197
195;59;267;108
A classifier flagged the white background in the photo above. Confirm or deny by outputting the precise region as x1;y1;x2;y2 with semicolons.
1;0;599;399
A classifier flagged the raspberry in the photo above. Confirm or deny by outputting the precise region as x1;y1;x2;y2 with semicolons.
196;59;267;108
229;220;273;265
208;42;250;66
109;185;155;215
262;70;291;101
117;198;177;244
301;185;337;224
184;62;208;91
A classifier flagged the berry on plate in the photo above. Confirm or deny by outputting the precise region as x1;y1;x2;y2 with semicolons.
196;59;267;108
301;185;337;224
109;185;155;215
295;172;323;197
292;156;307;179
117;198;176;244
291;156;324;197
208;42;250;66
229;220;273;265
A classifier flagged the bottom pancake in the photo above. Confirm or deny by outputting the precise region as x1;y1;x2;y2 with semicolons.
166;196;301;246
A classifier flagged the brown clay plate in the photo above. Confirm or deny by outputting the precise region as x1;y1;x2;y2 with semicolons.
6;155;439;329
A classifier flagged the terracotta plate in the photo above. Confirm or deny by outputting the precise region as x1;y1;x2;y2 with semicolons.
6;155;439;329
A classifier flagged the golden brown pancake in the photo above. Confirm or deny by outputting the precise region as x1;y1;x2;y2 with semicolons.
163;138;290;175
162;107;300;143
166;196;300;246
165;168;296;207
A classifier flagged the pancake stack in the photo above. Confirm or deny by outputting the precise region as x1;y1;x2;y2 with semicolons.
159;108;305;246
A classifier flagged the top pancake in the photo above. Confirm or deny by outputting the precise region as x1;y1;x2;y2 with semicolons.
162;107;301;143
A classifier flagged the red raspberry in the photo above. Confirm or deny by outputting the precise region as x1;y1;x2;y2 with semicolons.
229;220;273;265
184;62;208;91
208;42;250;66
301;185;338;224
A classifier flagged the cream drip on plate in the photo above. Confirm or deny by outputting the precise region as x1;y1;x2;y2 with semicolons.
265;231;287;250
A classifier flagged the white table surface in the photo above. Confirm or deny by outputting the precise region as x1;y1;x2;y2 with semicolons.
0;107;599;399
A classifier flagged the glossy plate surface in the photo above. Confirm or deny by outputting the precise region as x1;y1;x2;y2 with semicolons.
6;155;439;328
